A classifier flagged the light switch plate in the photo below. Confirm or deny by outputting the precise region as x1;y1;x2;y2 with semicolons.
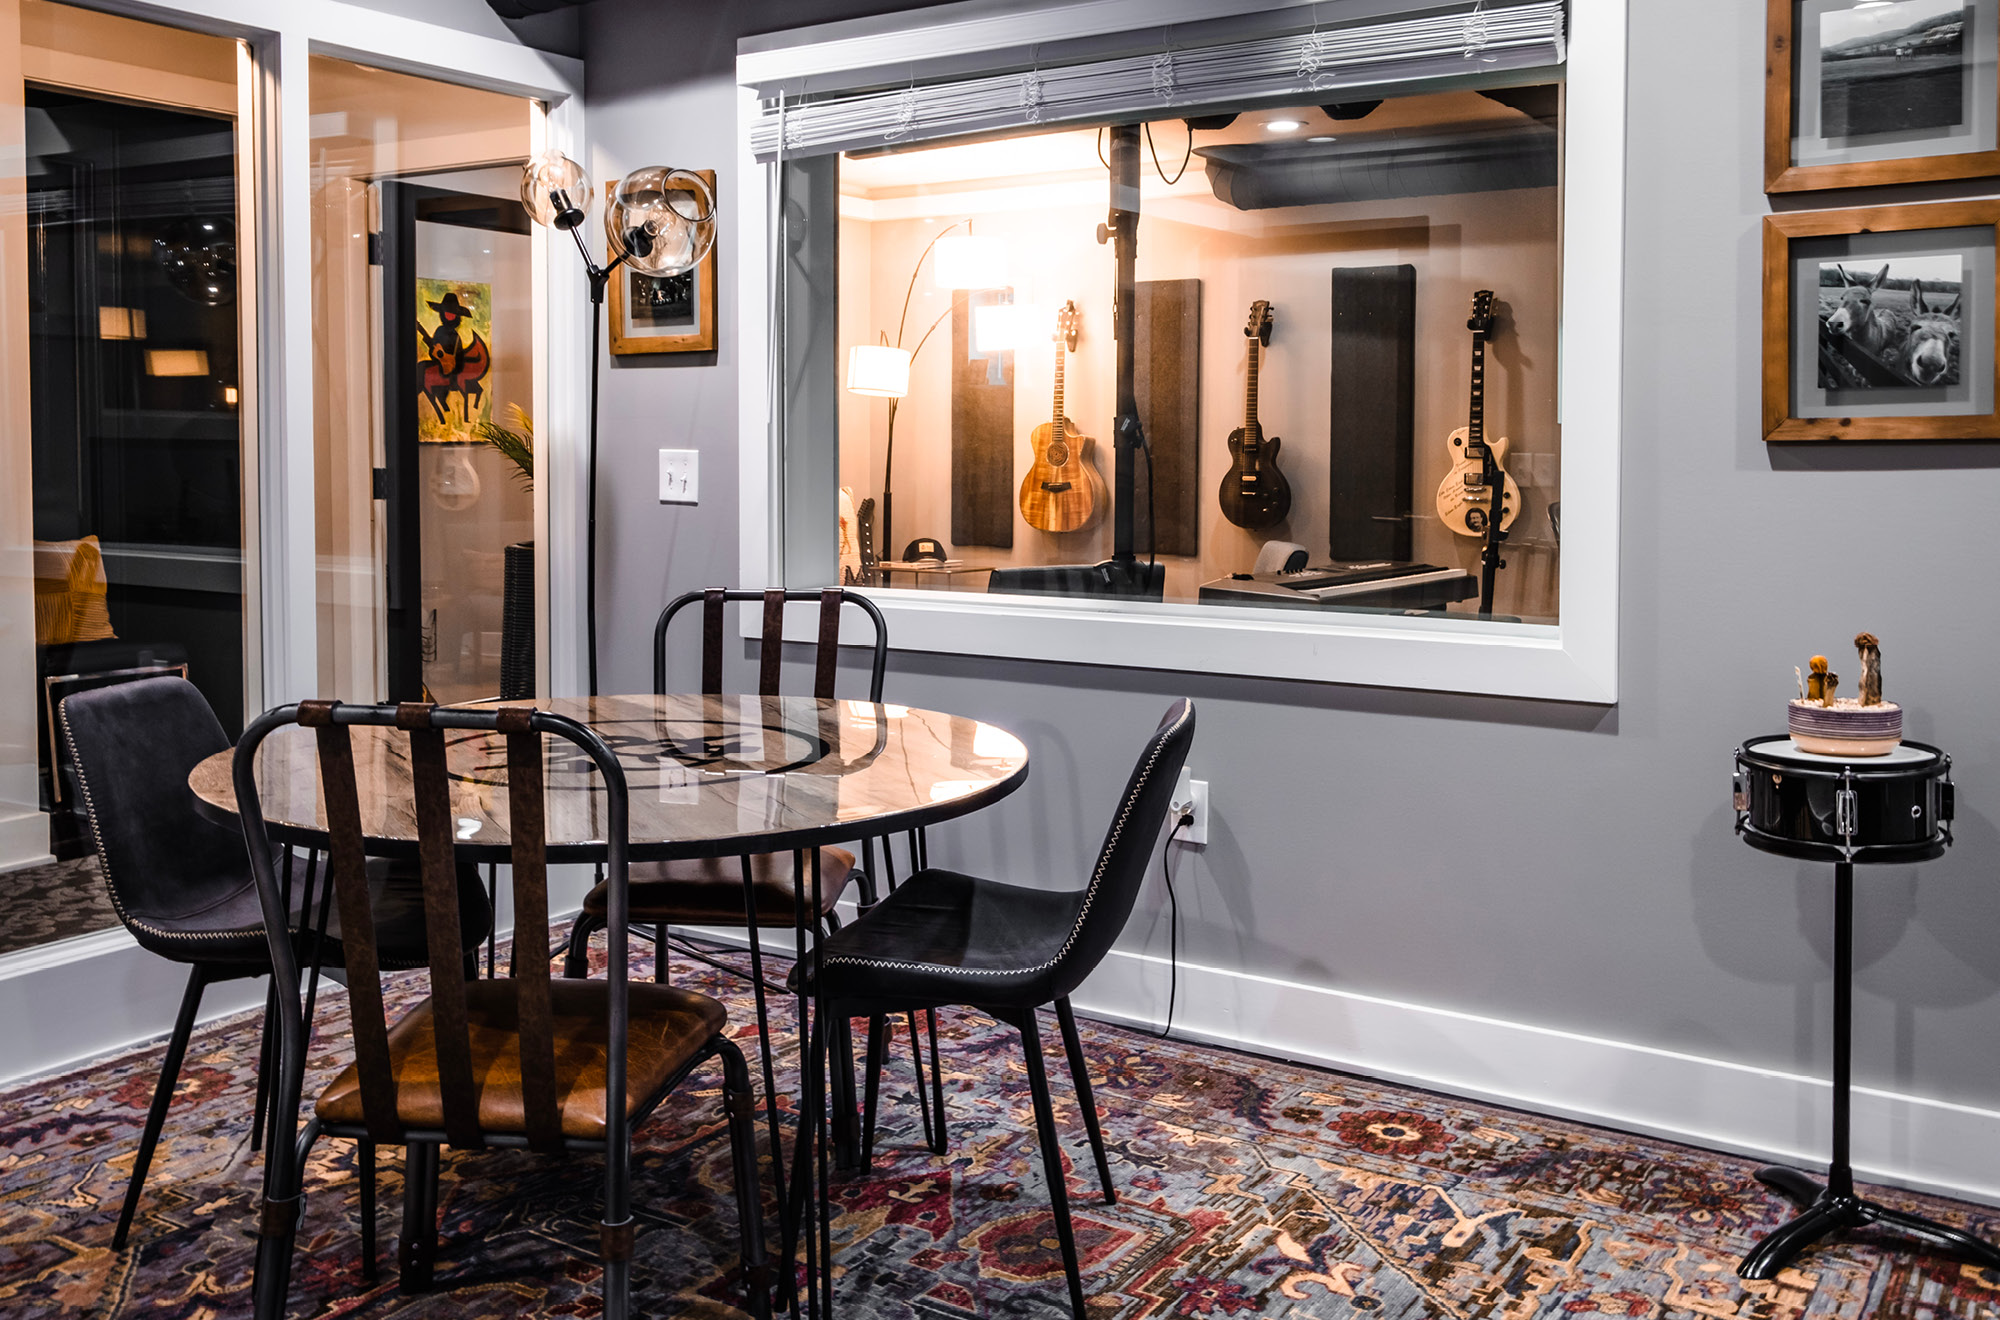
659;449;698;504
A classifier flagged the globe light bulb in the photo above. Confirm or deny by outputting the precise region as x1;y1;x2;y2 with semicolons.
605;167;716;276
520;150;591;230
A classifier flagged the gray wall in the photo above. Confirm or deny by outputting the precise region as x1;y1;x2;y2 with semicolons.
583;0;2000;1118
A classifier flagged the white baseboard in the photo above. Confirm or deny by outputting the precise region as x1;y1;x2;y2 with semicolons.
1071;948;2000;1209
0;805;51;874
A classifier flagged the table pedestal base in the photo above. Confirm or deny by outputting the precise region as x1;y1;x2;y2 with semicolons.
1739;1164;2000;1280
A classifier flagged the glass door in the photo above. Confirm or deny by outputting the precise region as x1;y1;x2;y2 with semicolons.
0;0;248;946
309;56;539;706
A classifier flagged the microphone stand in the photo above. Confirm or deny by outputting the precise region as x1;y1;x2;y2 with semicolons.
1099;123;1147;589
1476;441;1507;617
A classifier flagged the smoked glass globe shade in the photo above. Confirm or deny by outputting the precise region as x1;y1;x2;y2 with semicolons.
520;150;591;230
605;167;716;276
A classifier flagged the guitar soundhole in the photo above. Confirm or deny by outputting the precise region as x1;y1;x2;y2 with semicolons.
1046;441;1069;467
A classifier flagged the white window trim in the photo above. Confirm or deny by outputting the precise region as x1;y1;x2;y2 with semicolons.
736;0;1622;704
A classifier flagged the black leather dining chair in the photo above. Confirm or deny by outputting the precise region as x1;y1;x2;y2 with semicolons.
563;586;945;1172
799;698;1195;1319
58;676;492;1252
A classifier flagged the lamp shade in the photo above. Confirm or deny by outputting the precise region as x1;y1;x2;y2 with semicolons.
606;166;717;276
520;150;591;230
846;344;911;398
932;234;1007;290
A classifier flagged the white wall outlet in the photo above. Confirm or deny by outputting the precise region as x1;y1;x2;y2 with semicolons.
1171;766;1209;847
659;449;698;504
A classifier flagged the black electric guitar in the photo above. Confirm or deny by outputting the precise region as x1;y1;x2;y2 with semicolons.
1433;290;1521;537
1218;300;1291;529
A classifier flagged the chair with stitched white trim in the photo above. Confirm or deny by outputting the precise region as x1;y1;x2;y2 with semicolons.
796;698;1195;1320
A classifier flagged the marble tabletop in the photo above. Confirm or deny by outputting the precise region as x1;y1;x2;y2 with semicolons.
189;694;1030;862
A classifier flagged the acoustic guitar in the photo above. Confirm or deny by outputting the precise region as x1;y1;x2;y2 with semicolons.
1218;300;1291;530
1433;289;1521;537
1019;300;1103;533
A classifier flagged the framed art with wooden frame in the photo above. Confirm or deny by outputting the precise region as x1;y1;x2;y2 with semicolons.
607;169;717;354
1764;200;2000;440
1767;0;2000;192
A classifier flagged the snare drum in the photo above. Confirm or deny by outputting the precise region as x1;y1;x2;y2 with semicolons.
1734;736;1952;863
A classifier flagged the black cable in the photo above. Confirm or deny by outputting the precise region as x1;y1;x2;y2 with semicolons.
1154;813;1192;1038
1143;120;1194;185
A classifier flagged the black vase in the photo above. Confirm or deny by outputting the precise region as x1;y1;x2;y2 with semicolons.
500;541;535;700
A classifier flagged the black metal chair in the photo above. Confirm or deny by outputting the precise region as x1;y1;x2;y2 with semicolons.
563;587;947;1173
57;676;492;1251
799;698;1195;1319
236;700;770;1320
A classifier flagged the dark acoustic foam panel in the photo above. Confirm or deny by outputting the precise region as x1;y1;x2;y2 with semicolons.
1329;265;1415;561
951;289;1014;548
1133;278;1201;558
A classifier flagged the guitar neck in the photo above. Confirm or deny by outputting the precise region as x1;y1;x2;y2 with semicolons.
1052;343;1065;431
1244;339;1260;438
1467;334;1486;451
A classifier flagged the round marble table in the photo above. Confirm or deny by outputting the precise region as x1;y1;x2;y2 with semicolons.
189;694;1030;862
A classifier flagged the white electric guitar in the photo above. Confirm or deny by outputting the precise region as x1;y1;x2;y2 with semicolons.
1433;290;1521;537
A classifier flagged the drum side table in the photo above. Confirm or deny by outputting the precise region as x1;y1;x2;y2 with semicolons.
1732;735;2000;1280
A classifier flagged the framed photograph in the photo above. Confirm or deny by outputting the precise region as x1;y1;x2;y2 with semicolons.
1763;200;2000;440
1767;0;2000;191
607;170;716;355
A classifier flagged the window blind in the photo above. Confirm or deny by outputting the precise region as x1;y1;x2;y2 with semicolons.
751;1;1566;161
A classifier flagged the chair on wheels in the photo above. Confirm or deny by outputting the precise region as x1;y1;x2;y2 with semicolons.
57;677;492;1253
562;587;946;1172
799;699;1195;1320
236;700;771;1320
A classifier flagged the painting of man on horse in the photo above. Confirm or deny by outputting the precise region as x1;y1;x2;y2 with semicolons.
416;280;494;441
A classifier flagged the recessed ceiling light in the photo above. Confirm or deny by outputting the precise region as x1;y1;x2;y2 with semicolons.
1264;119;1305;133
1306;135;1336;143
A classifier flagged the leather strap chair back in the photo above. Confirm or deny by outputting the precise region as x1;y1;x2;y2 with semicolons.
250;700;606;1155
1045;697;1196;1002
656;587;888;701
59;676;248;944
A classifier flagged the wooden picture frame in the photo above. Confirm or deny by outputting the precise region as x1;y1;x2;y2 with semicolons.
1763;200;2000;440
1767;0;2000;192
606;170;717;355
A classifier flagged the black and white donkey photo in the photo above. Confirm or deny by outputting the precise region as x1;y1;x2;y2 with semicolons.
1817;255;1963;388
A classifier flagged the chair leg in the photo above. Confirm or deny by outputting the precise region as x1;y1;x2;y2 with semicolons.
653;923;668;983
399;1142;441;1293
563;912;604;979
250;977;278;1154
830;1011;860;1171
359;1140;379;1282
738;858;787;1215
924;1008;948;1155
1020;1011;1089;1320
114;964;209;1249
861;1013;888;1167
1055;997;1116;1206
719;1040;775;1320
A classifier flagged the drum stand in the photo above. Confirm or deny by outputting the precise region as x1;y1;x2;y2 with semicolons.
1738;860;2000;1280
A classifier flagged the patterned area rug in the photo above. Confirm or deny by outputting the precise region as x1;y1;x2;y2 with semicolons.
4;932;2000;1318
0;853;120;957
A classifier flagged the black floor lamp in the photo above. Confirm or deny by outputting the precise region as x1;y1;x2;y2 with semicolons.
520;152;716;694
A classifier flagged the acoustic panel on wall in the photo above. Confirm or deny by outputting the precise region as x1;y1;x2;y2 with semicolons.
951;288;1014;549
1133;278;1201;558
1329;264;1415;561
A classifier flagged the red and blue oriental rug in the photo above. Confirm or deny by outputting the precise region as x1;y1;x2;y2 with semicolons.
3;936;1997;1317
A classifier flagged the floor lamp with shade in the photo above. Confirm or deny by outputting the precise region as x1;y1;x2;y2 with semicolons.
845;225;1007;566
519;151;716;693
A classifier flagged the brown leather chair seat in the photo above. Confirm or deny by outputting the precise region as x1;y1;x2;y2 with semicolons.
579;845;855;926
316;978;726;1142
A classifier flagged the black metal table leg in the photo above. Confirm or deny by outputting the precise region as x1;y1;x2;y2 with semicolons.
1740;861;2000;1280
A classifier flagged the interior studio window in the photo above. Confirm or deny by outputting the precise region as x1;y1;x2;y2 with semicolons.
748;0;1621;696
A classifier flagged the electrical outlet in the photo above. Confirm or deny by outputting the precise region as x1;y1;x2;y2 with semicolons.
1171;767;1209;847
659;449;698;504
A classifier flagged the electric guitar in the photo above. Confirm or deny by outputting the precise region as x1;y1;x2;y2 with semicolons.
1218;300;1291;529
1019;301;1103;533
1434;290;1521;537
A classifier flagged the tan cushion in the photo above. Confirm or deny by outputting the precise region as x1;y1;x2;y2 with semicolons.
314;978;725;1142
33;536;116;645
582;846;856;926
